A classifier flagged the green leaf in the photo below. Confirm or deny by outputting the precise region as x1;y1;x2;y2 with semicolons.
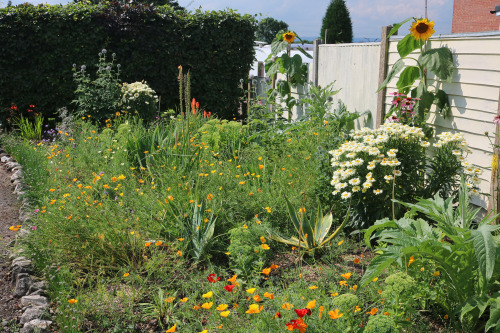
397;34;420;58
296;46;313;59
388;17;413;38
271;39;288;55
486;299;500;332
460;295;491;322
472;225;497;281
422;47;454;82
396;66;420;94
363;218;397;247
434;89;450;117
377;58;405;92
360;253;395;287
412;82;434;120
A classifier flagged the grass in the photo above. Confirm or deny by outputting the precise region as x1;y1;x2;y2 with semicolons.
0;110;462;333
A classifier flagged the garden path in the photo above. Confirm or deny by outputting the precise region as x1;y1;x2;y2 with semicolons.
0;163;22;325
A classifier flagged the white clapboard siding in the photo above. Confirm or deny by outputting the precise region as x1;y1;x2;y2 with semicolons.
384;32;500;209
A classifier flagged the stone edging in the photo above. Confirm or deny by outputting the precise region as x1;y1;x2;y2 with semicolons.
0;148;53;333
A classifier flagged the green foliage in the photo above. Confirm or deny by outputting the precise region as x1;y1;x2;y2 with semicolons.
301;81;341;122
197;119;246;159
269;196;347;255
73;0;184;10
0;2;256;121
255;17;289;44
332;293;358;312
365;315;397;333
379;17;454;128
320;0;353;44
14;114;44;141
362;177;500;330
227;222;270;282
72;50;122;122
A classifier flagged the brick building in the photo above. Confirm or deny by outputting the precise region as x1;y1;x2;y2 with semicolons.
452;0;500;33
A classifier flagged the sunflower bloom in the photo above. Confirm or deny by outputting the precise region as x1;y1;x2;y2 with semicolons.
282;31;296;43
409;18;435;41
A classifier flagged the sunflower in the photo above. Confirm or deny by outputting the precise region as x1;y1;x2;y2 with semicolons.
409;19;435;41
282;31;296;43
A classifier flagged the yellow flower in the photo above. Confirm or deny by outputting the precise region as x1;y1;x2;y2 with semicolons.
176;250;182;256
434;271;440;276
261;244;270;250
216;304;228;311
199;331;208;333
330;292;338;297
306;300;316;309
202;291;213;298
180;297;188;302
260;236;266;243
282;302;293;310
409;18;435;41
165;297;175;303
372;277;378;282
341;272;352;280
155;240;163;246
354;305;361;313
220;310;230;317
309;285;318;290
246;288;256;294
265;207;271;213
245;304;262;314
282;31;296;43
328;309;343;319
123;273;130;277
201;302;213;309
337;240;344;246
408;256;415;266
68;299;78;304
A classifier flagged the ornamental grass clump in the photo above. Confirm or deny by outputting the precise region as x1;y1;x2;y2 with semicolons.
330;122;479;228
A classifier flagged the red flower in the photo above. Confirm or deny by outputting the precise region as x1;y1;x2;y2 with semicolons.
274;311;282;318
294;308;311;318
286;318;307;332
207;273;221;283
224;284;236;292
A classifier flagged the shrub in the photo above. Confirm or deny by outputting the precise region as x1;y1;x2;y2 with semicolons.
119;81;158;120
365;315;397;333
332;293;359;313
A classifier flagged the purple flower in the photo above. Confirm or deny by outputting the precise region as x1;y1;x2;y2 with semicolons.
31;226;37;230
34;209;39;213
494;115;500;126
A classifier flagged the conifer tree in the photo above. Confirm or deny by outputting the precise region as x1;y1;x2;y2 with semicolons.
320;0;353;44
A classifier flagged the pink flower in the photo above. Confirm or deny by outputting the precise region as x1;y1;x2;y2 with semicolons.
494;115;500;125
387;116;400;123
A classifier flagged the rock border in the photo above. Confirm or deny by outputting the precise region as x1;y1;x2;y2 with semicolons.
0;149;53;333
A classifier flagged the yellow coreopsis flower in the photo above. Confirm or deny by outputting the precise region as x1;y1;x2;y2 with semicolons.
409;18;435;41
220;310;230;317
246;288;256;294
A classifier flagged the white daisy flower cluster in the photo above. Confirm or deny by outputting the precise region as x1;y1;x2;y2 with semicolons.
120;81;158;107
329;123;480;199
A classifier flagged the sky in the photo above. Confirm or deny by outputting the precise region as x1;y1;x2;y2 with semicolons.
1;0;455;39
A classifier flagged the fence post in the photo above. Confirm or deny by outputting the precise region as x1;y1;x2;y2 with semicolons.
375;25;393;128
312;39;323;87
489;88;500;220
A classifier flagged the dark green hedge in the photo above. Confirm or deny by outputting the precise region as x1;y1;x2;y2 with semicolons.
0;2;256;122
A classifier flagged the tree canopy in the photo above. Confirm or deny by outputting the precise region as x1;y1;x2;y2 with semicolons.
320;0;353;44
255;17;289;44
72;0;184;10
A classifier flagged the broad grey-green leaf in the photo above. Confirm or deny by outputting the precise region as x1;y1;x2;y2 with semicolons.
471;225;496;281
422;47;454;82
397;34;421;58
360;253;396;287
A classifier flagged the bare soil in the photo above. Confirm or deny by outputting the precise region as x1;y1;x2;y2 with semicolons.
0;160;22;326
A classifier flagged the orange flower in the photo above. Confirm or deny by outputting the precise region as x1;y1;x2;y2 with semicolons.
328;309;343;319
252;295;261;302
68;299;78;304
261;244;270;250
207;193;214;201
144;242;152;247
262;268;271;275
265;207;271;213
165;297;175;303
180;297;188;302
123;273;130;277
408;256;415;266
270;264;279;269
264;292;275;299
352;285;358;291
337;240;344;246
282;303;294;310
367;308;378;316
319;306;324;319
353;258;360;264
166;324;176;332
309;285;318;290
306;300;316;309
341;272;352;280
260;236;266;243
354;305;361;313
201;302;213;310
434;271;440;276
155;240;163;246
339;280;347;286
227;275;237;284
259;164;264;170
216;304;228;311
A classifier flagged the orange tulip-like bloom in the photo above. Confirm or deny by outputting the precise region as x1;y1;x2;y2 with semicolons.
155;240;163;246
367;308;379;316
329;309;344;319
216;304;228;311
227;274;237;283
355;305;361;313
306;300;316;309
409;18;435;41
262;268;271;275
341;272;352;280
259;164;264;170
245;304;263;314
68;299;78;304
166;323;176;332
253;295;261;302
